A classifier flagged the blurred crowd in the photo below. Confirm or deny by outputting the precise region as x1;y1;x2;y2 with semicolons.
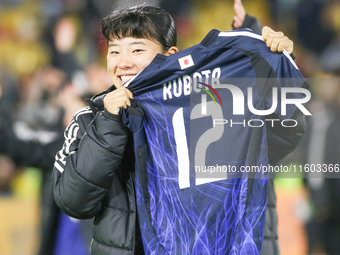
0;0;340;254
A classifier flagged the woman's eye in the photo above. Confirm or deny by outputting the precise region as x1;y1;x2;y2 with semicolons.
110;51;119;55
133;49;144;53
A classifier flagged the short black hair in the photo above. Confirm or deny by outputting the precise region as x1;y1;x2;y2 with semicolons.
101;5;177;52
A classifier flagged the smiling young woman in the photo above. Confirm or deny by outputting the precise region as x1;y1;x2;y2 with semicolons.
52;4;301;255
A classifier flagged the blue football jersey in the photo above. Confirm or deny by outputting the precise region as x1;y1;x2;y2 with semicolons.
124;29;307;255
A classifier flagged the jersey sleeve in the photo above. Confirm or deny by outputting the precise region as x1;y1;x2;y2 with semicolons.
235;36;309;164
264;51;308;164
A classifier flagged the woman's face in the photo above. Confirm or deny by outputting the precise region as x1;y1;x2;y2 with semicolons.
106;37;165;88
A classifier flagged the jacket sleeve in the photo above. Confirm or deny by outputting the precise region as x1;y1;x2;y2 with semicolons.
52;107;129;219
232;13;262;34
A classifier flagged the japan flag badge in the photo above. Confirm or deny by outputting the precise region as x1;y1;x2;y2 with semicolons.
178;55;194;70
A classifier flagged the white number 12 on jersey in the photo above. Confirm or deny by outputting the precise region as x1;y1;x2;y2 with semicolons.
172;99;227;189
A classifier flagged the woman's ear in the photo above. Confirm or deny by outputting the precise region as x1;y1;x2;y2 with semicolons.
165;46;178;56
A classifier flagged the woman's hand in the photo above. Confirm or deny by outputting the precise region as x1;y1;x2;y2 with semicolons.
233;0;246;29
262;26;294;54
104;87;134;115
